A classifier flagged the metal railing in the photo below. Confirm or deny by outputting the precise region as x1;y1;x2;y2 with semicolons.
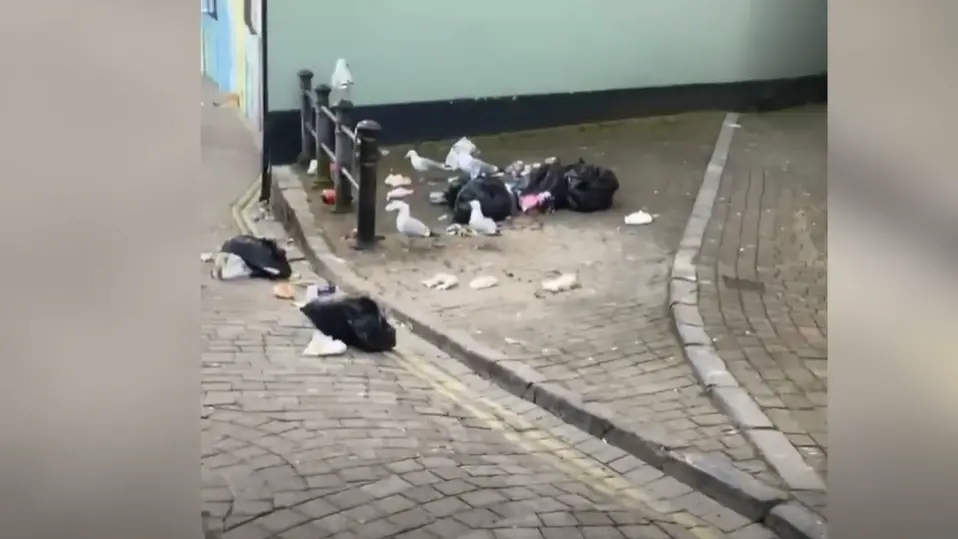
297;69;380;250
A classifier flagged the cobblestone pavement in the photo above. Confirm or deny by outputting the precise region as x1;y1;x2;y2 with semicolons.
696;107;827;482
202;83;781;539
301;116;784;491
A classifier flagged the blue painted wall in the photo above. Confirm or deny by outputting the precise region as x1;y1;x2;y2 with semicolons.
200;0;264;130
200;10;232;92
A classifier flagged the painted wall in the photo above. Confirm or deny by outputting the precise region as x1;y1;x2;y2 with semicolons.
266;0;826;112
200;0;264;130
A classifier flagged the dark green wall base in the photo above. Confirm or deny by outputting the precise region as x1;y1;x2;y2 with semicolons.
265;74;826;166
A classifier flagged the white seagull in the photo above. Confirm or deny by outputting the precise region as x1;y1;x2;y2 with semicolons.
385;200;435;239
467;200;499;236
405;150;453;181
330;58;354;101
454;152;498;180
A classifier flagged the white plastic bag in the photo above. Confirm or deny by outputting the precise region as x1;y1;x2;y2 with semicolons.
212;252;252;280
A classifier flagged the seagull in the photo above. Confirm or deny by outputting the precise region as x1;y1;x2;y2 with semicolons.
454;152;499;180
330;58;354;101
467;200;499;236
405;150;453;181
385;200;435;240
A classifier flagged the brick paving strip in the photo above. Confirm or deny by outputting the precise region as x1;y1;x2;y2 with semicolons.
270;114;826;539
690;109;827;513
667;113;826;501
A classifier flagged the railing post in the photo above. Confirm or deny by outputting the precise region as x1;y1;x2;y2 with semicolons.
353;120;381;250
296;70;314;166
313;84;333;182
332;100;355;213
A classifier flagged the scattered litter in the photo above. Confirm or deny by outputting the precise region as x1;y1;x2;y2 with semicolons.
421;273;459;291
444;137;478;169
624;210;654;225
320;189;335;205
541;273;580;293
309;282;337;297
306;159;319;176
211;252;252;280
386;187;415;200
213;235;292;280
296;283;337;307
200;252;215;263
437;214;448;221
429;191;447;205
302;330;348;357
385;174;412;187
300;295;396;352
272;282;296;299
504;337;524;345
445;224;476;237
469;276;499;290
728;122;741;129
379;148;390;157
520;192;554;214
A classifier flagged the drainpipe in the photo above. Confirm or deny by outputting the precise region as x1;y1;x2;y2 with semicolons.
258;0;271;203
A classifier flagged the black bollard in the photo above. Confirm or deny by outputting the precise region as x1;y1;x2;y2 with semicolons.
332;100;354;213
313;84;332;182
296;70;314;166
354;120;381;250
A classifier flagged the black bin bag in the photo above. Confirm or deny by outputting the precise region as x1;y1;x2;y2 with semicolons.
452;176;514;224
564;159;620;213
443;172;471;207
523;160;571;210
221;235;293;280
300;296;397;353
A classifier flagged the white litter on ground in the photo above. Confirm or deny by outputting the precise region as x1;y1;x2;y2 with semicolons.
624;210;654;225
421;273;459;290
469;276;499;290
542;273;579;293
386;187;415;200
306;159;318;176
212;252;252;280
385;174;413;187
302;330;347;357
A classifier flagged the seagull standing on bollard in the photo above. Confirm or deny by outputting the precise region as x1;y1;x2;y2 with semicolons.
405;150;454;182
385;200;436;247
331;58;354;102
467;200;499;236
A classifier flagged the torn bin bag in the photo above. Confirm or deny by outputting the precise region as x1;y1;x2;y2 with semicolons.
564;160;620;213
452;176;514;225
220;235;293;280
300;296;397;352
523;160;571;210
